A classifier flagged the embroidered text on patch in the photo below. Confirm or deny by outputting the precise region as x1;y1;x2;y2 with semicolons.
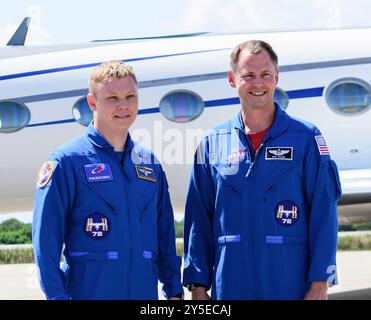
84;163;113;182
265;147;293;160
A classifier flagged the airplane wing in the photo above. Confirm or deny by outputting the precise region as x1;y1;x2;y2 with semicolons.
339;169;371;205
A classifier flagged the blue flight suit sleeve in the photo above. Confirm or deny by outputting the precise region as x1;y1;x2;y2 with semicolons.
156;168;183;299
183;137;215;289
32;152;75;300
303;128;342;285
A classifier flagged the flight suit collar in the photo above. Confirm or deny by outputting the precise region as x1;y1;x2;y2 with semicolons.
86;122;135;152
231;103;291;139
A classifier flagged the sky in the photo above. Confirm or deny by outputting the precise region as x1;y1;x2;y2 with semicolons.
0;0;371;46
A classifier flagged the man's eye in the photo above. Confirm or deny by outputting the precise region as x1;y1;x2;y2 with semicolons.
127;95;136;99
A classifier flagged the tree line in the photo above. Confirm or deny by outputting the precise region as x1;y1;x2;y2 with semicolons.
0;219;32;244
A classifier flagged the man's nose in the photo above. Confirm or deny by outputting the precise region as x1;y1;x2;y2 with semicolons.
116;99;129;109
252;76;264;86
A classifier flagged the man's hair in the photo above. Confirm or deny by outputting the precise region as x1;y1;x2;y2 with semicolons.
230;40;278;71
89;60;137;95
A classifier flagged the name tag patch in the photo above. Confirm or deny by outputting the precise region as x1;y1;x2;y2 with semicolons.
275;200;299;226
135;165;156;182
84;163;113;182
85;213;110;239
265;147;293;160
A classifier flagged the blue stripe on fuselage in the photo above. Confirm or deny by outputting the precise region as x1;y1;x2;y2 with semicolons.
26;86;324;128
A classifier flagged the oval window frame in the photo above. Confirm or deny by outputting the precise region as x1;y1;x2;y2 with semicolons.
72;96;93;127
0;100;31;133
325;77;371;116
159;89;205;123
274;87;289;110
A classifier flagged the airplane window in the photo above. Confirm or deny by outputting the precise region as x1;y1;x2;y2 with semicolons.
325;78;371;115
274;87;289;110
0;101;30;133
72;97;93;126
159;90;204;123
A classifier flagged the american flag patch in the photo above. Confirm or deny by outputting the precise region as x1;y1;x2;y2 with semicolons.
315;135;330;155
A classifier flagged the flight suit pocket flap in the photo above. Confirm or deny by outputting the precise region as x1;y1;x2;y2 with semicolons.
65;251;118;263
212;163;245;193
265;235;308;245
135;182;157;212
78;173;117;212
218;234;241;244
142;250;157;260
263;161;298;192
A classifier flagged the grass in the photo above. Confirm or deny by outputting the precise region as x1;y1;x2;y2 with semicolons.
338;222;371;232
0;247;34;264
176;242;183;257
338;235;371;251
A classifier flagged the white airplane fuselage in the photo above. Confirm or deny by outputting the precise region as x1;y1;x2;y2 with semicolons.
1;28;371;219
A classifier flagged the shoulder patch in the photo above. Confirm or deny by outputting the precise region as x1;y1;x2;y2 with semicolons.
315;135;330;156
36;161;58;188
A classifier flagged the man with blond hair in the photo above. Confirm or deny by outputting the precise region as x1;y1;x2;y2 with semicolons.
33;61;183;300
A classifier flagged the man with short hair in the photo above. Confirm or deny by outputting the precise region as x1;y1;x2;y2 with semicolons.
183;40;341;300
33;61;183;300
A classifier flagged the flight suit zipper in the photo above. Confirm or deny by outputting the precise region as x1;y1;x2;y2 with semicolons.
245;136;271;177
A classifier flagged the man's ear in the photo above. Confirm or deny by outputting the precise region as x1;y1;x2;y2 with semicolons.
87;93;97;111
227;69;236;88
275;70;279;86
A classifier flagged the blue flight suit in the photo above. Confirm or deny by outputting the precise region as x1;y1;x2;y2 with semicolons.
183;104;342;300
33;123;182;300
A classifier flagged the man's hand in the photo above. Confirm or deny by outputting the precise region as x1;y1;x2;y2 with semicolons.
304;281;328;300
192;286;210;300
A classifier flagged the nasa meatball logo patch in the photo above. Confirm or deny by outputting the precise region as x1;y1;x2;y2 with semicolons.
265;147;293;160
275;200;299;226
226;148;246;164
85;213;110;239
84;163;113;182
36;161;58;188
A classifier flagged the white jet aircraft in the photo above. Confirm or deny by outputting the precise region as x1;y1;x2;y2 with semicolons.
1;18;371;222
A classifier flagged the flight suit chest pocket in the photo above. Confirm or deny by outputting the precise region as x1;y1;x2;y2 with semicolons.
132;175;158;212
212;162;247;193
77;169;117;212
261;160;299;193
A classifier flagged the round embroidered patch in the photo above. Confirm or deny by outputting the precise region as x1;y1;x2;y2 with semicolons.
36;161;54;188
84;213;110;239
274;200;299;226
226;148;246;164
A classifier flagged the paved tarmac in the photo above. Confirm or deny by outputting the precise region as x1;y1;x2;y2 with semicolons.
0;250;370;300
